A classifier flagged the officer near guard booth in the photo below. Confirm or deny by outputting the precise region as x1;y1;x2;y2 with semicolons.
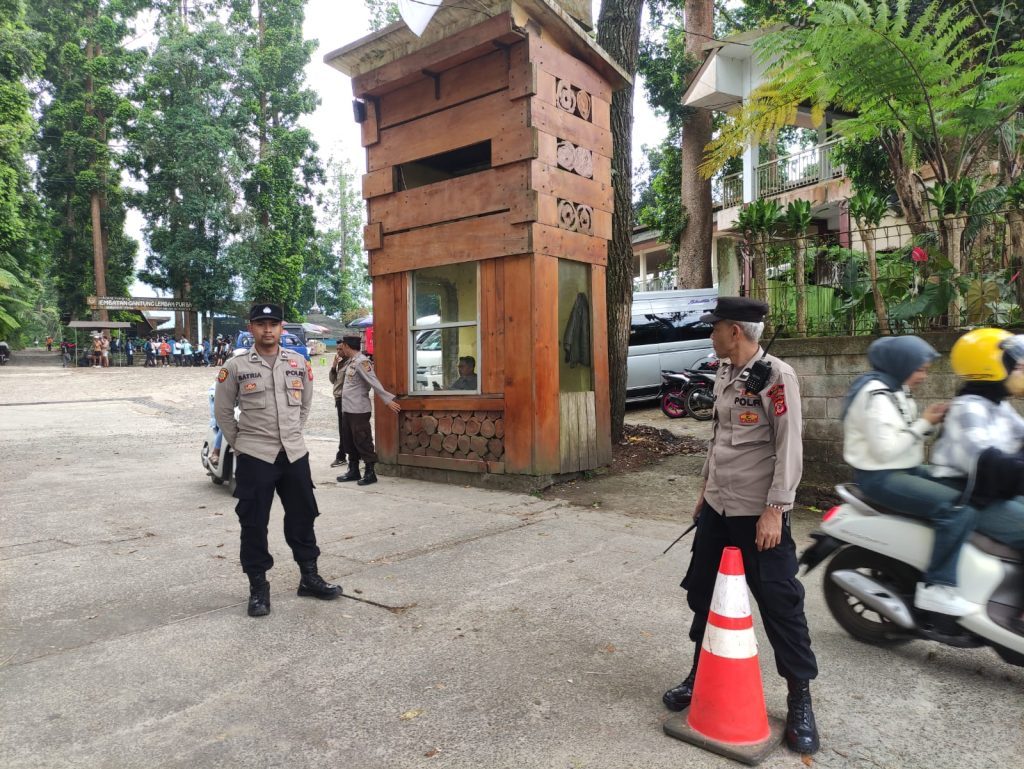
214;302;341;617
661;297;820;755
335;335;401;486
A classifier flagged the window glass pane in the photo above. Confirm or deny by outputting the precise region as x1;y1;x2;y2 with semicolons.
413;263;477;325
667;313;713;343
558;259;592;392
413;328;478;392
629;315;666;347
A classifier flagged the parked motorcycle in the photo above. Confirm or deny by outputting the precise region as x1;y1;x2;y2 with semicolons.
659;370;694;419
658;355;718;421
800;484;1024;667
201;383;235;486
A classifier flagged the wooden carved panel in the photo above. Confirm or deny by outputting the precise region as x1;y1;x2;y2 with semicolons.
555;79;592;122
555;138;594;179
400;410;505;462
557;199;594;236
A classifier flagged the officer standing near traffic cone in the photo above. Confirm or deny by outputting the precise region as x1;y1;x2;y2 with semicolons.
335;335;401;486
214;302;341;617
661;297;819;755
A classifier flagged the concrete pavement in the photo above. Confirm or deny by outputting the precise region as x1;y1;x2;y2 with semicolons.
0;364;1021;768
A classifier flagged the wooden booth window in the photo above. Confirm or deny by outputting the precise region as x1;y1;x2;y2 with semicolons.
411;263;479;394
396;141;492;192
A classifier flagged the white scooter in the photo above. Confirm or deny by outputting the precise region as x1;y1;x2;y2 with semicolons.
200;383;235;486
800;484;1024;668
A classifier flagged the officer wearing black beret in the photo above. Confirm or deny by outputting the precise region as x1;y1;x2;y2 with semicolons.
662;296;820;754
214;302;341;617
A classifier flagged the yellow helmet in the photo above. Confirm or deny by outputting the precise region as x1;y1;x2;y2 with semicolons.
950;328;1014;381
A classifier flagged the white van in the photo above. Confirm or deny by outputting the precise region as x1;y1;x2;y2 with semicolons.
626;288;718;402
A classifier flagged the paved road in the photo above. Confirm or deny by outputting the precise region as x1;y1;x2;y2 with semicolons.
1;364;1021;768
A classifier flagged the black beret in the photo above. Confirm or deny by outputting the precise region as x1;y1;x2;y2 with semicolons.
342;335;362;350
249;303;284;322
700;297;769;324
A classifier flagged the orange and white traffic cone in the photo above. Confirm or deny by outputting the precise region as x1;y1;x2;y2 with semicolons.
663;546;785;765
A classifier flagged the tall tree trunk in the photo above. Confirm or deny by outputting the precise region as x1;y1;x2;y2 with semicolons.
85;35;109;321
881;131;928;237
943;214;965;325
860;227;891;335
794;235;807;336
597;0;643;445
1006;210;1024;307
677;0;713;288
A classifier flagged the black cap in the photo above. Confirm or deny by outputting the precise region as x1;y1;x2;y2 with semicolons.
342;335;362;350
700;297;769;324
249;303;284;322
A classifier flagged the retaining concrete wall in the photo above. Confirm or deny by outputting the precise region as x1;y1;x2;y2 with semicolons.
773;332;963;485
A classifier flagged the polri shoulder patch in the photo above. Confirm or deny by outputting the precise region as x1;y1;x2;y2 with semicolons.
217;368;229;383
361;360;372;373
306;361;313;381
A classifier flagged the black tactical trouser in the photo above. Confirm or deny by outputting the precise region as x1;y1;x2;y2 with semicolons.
233;451;320;575
341;410;377;464
334;397;346;463
681;501;818;681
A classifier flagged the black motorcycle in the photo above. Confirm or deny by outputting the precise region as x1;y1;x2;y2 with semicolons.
658;355;718;421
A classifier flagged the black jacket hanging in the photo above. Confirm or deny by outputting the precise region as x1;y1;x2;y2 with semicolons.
562;293;591;369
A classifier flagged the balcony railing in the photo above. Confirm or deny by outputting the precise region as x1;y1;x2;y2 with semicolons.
756;139;845;199
713;140;846;209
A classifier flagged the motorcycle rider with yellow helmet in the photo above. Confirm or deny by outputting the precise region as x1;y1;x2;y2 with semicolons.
930;327;1024;633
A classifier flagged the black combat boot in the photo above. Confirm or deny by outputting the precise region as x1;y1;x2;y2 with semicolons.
247;573;271;617
330;453;346;468
785;678;820;754
662;668;697;711
357;462;377;486
336;461;361;482
297;560;342;600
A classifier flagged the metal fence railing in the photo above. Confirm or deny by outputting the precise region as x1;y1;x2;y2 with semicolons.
741;211;1024;337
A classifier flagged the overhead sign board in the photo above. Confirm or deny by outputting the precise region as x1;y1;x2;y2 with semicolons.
87;296;194;311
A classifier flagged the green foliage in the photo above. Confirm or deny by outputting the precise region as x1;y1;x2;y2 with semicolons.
634;141;685;256
128;10;240;319
849;189;890;228
228;0;323;317
832;139;896;201
0;0;49;343
30;0;144;321
737;198;783;235
783;199;812;235
702;0;1024;185
298;159;369;316
364;0;400;31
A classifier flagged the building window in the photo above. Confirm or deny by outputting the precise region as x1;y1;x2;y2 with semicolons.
411;263;479;393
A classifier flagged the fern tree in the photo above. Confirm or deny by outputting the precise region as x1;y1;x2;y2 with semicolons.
848;189;892;335
783;199;812;336
701;0;1024;276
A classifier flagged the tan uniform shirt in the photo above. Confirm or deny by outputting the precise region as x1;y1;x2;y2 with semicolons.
328;356;351;400
341;352;394;414
214;347;314;464
701;350;803;516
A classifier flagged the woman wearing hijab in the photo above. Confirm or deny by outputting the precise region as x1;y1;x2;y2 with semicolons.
842;335;980;616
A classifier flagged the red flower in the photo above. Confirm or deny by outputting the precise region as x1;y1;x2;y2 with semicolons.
911;246;929;263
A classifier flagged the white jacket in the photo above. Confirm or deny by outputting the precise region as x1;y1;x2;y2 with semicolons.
842;380;935;470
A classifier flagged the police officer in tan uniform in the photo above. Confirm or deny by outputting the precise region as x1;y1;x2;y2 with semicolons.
214;303;341;617
328;345;352;468
662;297;819;755
335;335;401;486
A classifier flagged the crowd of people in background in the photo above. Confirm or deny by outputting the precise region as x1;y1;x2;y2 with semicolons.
141;335;236;367
60;333;241;368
